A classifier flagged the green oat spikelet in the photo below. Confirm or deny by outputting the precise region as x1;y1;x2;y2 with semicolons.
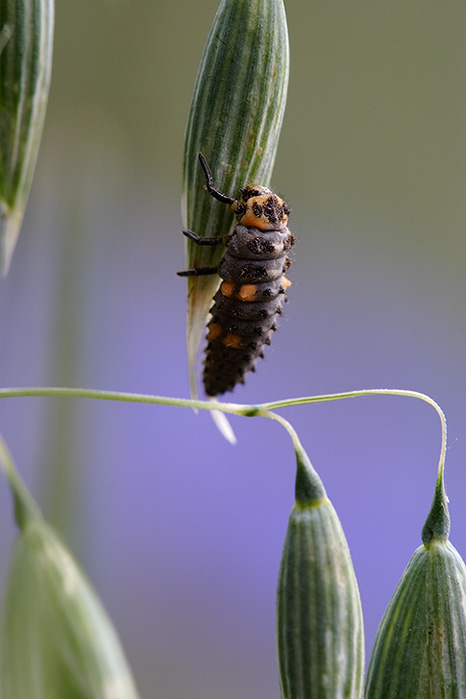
366;470;466;698
276;443;365;698
0;0;54;275
0;441;140;699
181;0;289;399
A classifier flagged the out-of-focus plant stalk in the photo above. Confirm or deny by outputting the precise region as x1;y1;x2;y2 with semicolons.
181;0;289;398
0;437;141;699
0;0;54;275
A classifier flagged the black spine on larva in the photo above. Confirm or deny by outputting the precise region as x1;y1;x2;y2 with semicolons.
203;225;295;396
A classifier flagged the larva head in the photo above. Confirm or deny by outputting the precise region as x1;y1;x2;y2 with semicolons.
232;186;290;230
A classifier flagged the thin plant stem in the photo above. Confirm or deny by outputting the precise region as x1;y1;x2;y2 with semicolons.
0;386;247;412
259;389;447;485
255;408;303;453
0;385;447;482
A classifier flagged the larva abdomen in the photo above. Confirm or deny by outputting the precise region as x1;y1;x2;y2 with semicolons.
203;225;294;396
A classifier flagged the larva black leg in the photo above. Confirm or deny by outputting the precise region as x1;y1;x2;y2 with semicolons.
198;153;235;206
182;230;226;246
176;266;218;277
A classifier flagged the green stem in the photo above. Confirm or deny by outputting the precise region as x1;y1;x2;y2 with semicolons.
254;408;302;452
255;409;327;501
0;385;447;483
260;388;447;485
0;386;248;412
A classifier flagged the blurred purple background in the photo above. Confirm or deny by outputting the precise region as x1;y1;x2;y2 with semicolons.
1;2;465;697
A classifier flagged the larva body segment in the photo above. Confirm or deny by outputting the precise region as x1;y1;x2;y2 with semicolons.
178;154;295;397
204;225;294;396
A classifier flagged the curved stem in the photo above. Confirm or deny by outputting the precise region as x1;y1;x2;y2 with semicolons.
259;389;447;484
0;385;447;482
255;409;327;502
256;408;302;452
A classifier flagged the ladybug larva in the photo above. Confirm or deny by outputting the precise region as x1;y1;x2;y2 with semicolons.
178;153;295;397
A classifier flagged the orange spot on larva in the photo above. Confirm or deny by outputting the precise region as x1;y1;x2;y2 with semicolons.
207;323;222;340
221;280;234;297
223;333;242;348
238;284;257;301
281;276;292;290
240;210;264;228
